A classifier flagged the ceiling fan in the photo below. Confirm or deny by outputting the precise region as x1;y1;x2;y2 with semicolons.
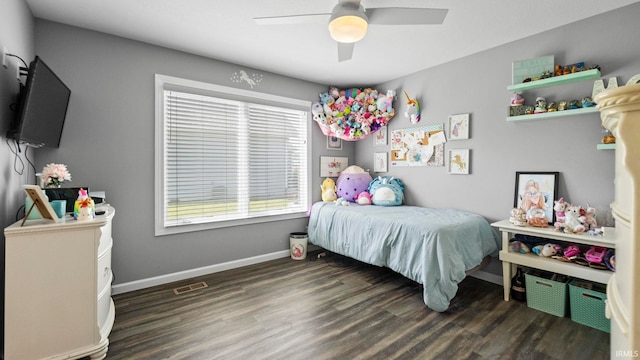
253;0;448;62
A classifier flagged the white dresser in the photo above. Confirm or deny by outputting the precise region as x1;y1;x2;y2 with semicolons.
596;84;640;357
3;206;115;360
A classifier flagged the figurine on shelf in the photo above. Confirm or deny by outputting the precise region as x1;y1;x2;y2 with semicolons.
534;97;547;114
602;129;616;144
547;102;558;112
557;100;568;111
554;64;563;77
74;188;95;221
568;99;581;109
582;96;596;107
510;92;525;106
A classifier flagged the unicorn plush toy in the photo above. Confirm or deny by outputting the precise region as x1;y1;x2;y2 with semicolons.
403;91;421;124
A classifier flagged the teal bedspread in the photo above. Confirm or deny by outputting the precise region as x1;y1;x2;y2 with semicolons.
307;202;500;312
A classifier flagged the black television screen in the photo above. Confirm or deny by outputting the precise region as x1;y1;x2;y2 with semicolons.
7;56;71;148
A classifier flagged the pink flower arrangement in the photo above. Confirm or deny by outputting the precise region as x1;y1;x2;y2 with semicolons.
40;163;72;188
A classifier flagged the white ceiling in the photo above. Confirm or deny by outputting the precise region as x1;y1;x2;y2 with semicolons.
25;0;640;87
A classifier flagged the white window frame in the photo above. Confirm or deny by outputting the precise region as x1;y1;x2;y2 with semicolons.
154;74;311;236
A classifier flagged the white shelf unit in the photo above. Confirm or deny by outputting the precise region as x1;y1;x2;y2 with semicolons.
492;220;614;301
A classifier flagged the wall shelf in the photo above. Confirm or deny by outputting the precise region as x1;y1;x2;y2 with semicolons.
597;143;616;150
507;106;598;122
507;69;602;92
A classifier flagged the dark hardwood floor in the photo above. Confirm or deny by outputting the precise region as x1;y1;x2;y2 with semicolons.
107;251;609;360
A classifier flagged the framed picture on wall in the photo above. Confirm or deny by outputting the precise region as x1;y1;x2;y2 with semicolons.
448;113;470;140
375;126;387;146
373;152;388;173
514;171;559;225
327;136;342;150
320;156;348;177
448;149;470;175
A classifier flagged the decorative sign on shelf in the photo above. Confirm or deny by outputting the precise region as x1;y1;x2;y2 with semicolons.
512;55;554;85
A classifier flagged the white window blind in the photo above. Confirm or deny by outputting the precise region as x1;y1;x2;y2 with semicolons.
155;75;310;235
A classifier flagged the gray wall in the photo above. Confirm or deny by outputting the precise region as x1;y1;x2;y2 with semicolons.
0;0;35;237
358;3;640;225
29;20;353;284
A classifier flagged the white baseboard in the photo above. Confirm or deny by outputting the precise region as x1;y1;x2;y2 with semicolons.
112;249;292;295
471;270;503;286
112;245;500;295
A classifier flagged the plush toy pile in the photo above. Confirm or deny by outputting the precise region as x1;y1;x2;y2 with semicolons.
553;197;597;234
330;166;404;207
312;86;396;141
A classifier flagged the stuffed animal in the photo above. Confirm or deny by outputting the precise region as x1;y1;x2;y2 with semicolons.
336;165;373;202
369;176;404;206
560;205;586;233
580;206;598;230
553;197;568;224
334;197;349;206
509;241;530;253
532;243;560;257
354;191;372;205
321;178;337;202
509;208;527;226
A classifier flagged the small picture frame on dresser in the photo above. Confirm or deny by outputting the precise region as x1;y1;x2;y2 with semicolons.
23;185;62;224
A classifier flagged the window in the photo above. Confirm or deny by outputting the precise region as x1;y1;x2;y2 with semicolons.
155;75;310;235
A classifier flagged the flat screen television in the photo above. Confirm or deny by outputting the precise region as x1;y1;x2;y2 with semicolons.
6;56;71;148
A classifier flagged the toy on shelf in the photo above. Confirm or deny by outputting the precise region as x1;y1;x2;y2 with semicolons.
509;208;527;226
73;188;95;221
403;91;421;124
321;178;337;202
532;243;561;257
553;200;597;234
510;92;525;106
312;86;396;141
534;97;547;114
602;129;616;144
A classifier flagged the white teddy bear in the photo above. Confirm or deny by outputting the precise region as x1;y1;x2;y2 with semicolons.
561;205;586;234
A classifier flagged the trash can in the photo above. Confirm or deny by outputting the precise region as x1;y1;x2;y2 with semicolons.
290;232;308;260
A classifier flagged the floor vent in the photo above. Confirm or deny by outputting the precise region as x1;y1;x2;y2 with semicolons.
173;281;208;295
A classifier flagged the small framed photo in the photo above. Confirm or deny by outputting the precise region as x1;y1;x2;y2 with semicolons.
320;156;348;177
373;152;388;173
327;136;342;150
23;185;62;224
514;171;559;225
375;126;387;146
448;113;470;140
448;149;470;175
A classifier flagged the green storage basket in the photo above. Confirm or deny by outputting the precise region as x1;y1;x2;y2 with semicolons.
569;279;610;333
525;271;569;317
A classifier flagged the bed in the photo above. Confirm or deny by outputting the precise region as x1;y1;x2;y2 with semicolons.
307;202;501;312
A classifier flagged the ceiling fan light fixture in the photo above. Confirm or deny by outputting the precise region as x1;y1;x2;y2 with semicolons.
328;4;368;43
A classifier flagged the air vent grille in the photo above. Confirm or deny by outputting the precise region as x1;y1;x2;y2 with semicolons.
173;281;208;295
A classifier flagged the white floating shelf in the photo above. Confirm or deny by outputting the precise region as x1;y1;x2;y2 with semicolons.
507;69;602;92
507;106;599;122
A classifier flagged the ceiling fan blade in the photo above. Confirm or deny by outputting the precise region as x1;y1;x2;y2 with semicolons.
337;42;355;62
254;13;330;25
366;8;448;25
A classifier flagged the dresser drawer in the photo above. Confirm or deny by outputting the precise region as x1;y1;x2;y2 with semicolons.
98;286;112;330
98;221;113;256
97;247;113;295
